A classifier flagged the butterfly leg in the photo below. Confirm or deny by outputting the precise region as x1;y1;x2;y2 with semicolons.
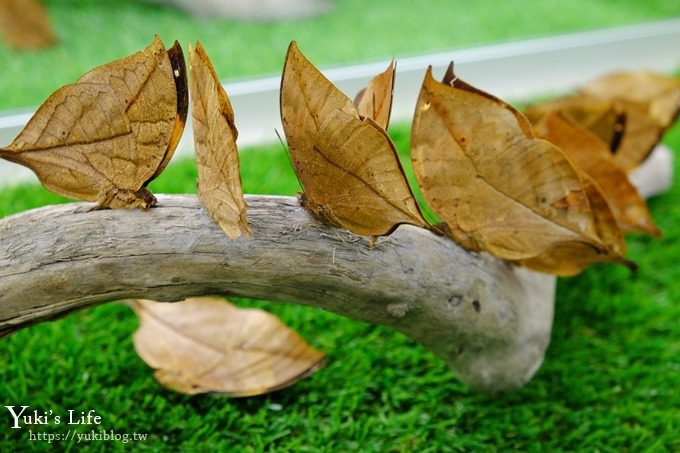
110;187;157;210
92;187;157;210
84;187;119;211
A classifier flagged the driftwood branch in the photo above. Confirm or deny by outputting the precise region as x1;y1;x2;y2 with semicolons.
0;145;672;393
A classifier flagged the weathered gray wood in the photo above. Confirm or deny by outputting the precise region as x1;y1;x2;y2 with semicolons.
0;145;670;393
0;194;554;392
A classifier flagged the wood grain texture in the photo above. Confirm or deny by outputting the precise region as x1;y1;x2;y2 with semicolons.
0;194;553;393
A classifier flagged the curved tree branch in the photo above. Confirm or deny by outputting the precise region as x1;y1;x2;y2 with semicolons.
0;145;672;393
0;194;555;392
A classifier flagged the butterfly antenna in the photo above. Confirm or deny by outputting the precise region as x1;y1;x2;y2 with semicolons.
275;128;294;166
274;128;287;151
274;128;304;191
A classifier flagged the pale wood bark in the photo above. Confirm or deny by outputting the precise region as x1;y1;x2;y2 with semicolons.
0;145;671;393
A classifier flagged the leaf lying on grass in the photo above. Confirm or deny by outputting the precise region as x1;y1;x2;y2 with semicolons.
130;297;325;396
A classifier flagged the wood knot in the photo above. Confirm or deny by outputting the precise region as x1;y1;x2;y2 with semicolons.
447;295;463;307
386;303;409;318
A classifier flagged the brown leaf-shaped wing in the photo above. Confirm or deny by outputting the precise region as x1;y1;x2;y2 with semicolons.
582;71;680;126
0;36;186;209
0;0;56;49
581;71;680;171
579;176;626;258
411;64;625;274
280;41;426;236
525;96;626;153
304;109;425;235
190;41;251;239
0;83;143;204
77;36;188;185
157;41;189;180
131;297;325;396
520;175;632;275
606;100;667;171
529;71;680;171
535;112;660;236
354;61;395;130
527;94;665;172
281;41;357;132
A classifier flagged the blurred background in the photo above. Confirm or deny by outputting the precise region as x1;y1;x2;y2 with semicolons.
2;0;680;110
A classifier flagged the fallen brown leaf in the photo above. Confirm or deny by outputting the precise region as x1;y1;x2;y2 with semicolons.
411;63;629;275
280;41;426;236
190;41;251;239
354;61;395;130
0;0;56;49
0;36;188;209
535;112;660;237
130;297;325;396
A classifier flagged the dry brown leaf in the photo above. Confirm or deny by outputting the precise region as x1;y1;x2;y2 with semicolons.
131;297;325;396
354;61;395;130
411;64;628;275
189;41;251;239
0;0;56;49
280;41;426;236
0;36;188;209
535;112;660;237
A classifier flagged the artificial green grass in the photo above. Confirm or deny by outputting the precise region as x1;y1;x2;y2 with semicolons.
1;0;680;110
1;121;679;450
